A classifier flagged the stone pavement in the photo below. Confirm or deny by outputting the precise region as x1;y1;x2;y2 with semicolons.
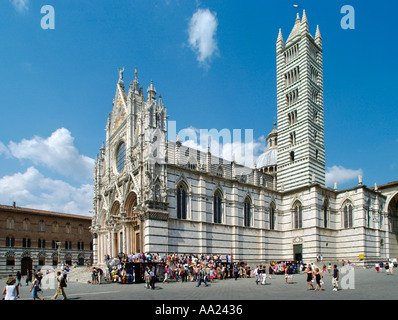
2;266;397;300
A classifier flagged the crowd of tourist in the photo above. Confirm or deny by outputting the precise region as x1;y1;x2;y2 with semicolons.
2;253;396;299
98;252;312;288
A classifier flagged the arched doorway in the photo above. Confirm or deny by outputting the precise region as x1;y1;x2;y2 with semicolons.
110;201;121;257
125;192;140;253
21;257;33;276
387;193;398;234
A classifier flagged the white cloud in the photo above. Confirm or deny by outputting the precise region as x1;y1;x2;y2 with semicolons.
0;142;10;157
7;128;95;181
325;165;363;187
10;0;29;13
0;167;93;216
188;8;219;66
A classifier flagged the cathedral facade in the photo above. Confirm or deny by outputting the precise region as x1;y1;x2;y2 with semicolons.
91;12;398;266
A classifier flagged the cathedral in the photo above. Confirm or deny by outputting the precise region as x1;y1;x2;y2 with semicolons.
90;11;398;266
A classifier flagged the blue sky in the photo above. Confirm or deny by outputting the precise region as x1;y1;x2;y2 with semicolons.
0;0;397;215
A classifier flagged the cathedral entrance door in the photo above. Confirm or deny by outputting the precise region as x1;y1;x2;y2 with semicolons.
293;244;303;262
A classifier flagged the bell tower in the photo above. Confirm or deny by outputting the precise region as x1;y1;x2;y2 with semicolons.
276;11;325;191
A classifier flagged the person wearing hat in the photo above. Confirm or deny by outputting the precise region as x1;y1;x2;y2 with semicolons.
2;277;19;300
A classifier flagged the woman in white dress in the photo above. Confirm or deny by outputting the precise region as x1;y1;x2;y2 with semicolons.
2;277;19;300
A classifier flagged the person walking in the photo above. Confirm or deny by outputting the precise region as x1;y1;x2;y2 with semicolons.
16;271;22;287
389;261;394;275
196;267;209;287
25;269;32;286
163;265;170;283
52;271;68;300
305;265;314;290
144;267;151;289
332;265;339;291
261;268;267;285
314;268;323;291
149;268;156;290
268;263;273;279
254;266;259;285
233;265;239;281
30;274;44;300
2;277;19;300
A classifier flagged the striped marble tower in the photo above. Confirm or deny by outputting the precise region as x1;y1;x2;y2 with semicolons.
276;10;325;192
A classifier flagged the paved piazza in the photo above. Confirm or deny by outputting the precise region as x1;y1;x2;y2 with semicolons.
3;267;397;301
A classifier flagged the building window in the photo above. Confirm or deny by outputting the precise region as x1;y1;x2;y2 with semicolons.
65;241;72;250
52;222;59;233
343;202;353;228
38;239;45;249
285;66;300;87
6;237;15;247
38;220;45;232
288;110;298;126
216;166;224;177
66;223;71;234
116;141;126;173
310;65;318;83
6;257;15;266
323;200;329;228
293;202;303;229
176;184;187;220
23;238;31;248
290;151;295;163
290;132;296;145
286;89;299;106
269;203;276;230
39;257;45;266
244;197;252;227
188;162;197;170
78;224;83;235
366;200;371;228
214;190;223;224
78;242;84;250
6;218;15;230
23;218;30;231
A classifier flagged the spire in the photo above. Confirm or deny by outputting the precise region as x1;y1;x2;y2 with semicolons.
315;24;322;39
302;9;308;24
147;80;156;101
277;28;284;43
133;67;139;92
286;12;301;45
315;25;322;47
301;9;309;33
277;28;284;52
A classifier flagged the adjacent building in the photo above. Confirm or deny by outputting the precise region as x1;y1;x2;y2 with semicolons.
0;203;93;277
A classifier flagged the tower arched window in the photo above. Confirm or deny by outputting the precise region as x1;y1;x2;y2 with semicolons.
244;197;252;227
269;203;276;230
176;184;188;220
343;202;353;228
293;202;303;229
323;200;329;228
214;190;223;224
